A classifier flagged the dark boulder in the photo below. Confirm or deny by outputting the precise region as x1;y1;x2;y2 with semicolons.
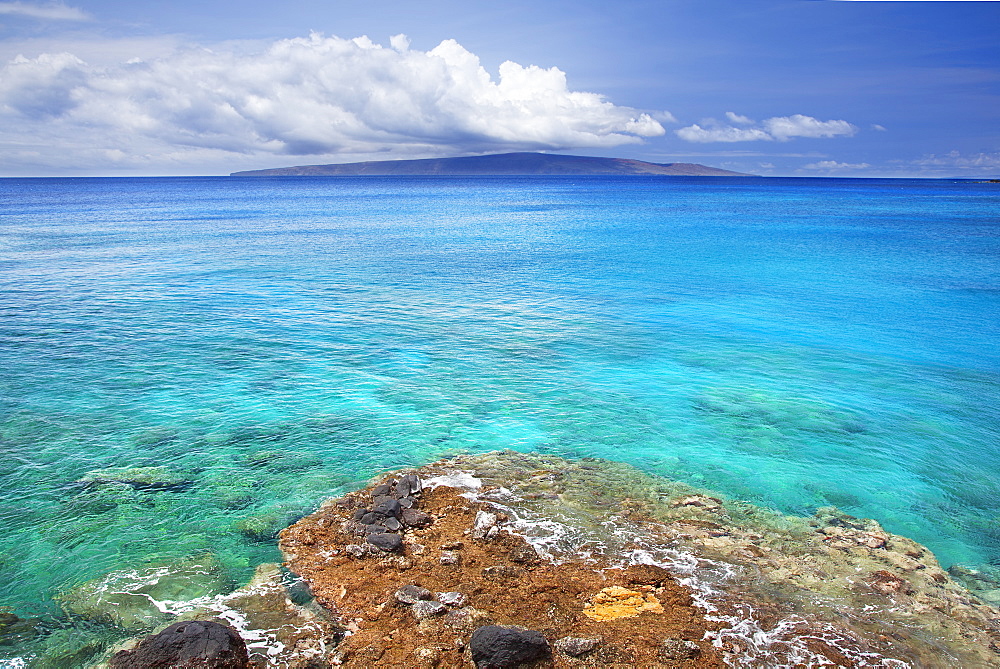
401;508;432;528
470;625;549;668
372;497;402;519
366;532;403;552
109;620;248;668
393;474;422;498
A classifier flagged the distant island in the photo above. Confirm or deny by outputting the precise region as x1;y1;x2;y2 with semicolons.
230;152;751;177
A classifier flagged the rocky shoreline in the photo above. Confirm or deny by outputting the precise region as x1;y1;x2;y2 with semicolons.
274;450;1000;667
20;450;1000;667
279;464;724;667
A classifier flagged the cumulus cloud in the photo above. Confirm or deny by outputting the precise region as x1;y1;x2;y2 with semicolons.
0;1;89;21
0;33;666;173
677;113;857;143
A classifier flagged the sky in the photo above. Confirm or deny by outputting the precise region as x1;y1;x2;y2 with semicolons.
0;0;998;177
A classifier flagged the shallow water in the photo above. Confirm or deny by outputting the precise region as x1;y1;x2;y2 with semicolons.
1;175;998;661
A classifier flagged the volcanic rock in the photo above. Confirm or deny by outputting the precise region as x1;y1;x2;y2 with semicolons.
372;497;402;519
365;532;402;553
108;620;248;668
401;508;432;528
469;624;549;668
393;474;422;498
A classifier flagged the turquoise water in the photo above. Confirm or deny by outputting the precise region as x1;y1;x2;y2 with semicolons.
1;176;998;655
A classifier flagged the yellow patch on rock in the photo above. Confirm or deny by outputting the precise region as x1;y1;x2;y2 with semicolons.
582;585;664;621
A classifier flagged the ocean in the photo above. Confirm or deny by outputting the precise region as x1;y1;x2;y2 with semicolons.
1;175;998;663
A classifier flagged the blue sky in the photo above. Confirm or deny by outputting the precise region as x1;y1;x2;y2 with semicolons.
0;0;997;176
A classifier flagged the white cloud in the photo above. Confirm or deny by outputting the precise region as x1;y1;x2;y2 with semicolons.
764;115;856;141
913;150;1000;169
389;34;410;52
0;1;89;21
802;160;871;172
651;110;678;123
0;33;666;174
676;124;772;143
871;124;887;132
677;113;857;143
725;111;754;125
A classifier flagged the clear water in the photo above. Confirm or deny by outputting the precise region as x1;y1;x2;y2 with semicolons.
1;175;998;644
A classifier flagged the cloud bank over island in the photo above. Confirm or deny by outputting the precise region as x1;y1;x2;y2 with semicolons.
0;33;666;173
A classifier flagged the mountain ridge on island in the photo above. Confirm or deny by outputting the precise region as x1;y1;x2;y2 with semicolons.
230;152;751;177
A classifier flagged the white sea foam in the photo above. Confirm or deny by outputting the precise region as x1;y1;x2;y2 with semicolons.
124;580;329;668
422;471;483;491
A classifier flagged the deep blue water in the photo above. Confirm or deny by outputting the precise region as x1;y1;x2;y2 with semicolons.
1;175;998;650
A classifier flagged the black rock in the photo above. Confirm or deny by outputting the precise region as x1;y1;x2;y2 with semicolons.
372;483;392;497
393;474;422;498
366;532;403;552
398;496;415;509
360;512;378;525
401;508;432;528
352;509;367;521
372;497;402;519
382;517;402;531
470;625;549;668
109;620;248;668
362;523;386;535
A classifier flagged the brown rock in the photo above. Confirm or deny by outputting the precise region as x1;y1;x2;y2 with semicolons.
660;637;700;661
868;570;914;595
482;565;521;580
